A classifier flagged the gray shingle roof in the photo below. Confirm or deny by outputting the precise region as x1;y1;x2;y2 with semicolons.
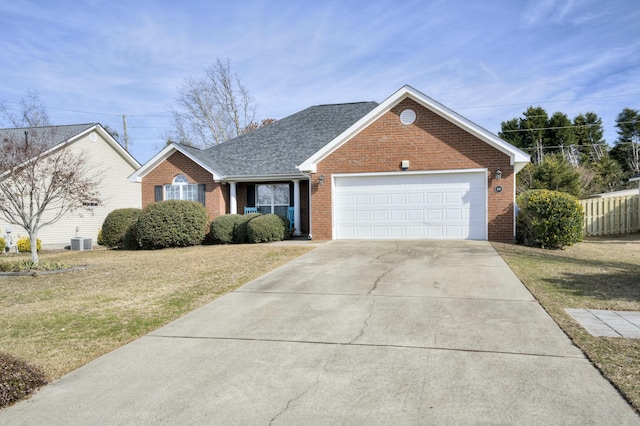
0;123;96;151
177;102;378;178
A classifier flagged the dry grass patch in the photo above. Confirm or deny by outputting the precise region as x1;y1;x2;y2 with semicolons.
0;244;312;382
493;233;640;412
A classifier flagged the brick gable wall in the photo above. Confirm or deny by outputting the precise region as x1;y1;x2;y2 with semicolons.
141;151;228;220
313;98;516;242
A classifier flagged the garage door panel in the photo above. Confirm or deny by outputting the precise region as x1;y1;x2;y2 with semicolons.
334;172;487;240
408;210;424;220
372;210;388;221
355;194;372;205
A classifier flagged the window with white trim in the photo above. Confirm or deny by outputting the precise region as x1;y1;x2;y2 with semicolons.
164;174;201;203
256;184;289;217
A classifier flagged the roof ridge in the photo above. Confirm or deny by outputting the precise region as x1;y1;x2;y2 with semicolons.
313;101;377;107
0;123;97;131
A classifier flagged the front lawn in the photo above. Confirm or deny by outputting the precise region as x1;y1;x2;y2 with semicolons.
0;244;312;383
493;234;640;413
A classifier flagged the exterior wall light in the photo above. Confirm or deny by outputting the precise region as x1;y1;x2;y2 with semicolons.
495;169;502;180
318;175;325;185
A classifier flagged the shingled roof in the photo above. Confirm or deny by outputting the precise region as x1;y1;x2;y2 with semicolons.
0;124;96;150
175;101;379;178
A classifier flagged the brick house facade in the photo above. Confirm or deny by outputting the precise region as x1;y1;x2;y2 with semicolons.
311;98;515;241
130;86;529;242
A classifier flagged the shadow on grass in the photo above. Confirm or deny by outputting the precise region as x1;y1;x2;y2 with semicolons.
545;270;640;303
494;241;640;303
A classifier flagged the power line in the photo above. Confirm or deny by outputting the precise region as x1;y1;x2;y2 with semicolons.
452;93;640;110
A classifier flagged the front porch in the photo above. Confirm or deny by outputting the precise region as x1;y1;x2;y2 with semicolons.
228;179;310;237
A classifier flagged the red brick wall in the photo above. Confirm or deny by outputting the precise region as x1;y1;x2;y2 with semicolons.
313;98;515;242
141;151;228;220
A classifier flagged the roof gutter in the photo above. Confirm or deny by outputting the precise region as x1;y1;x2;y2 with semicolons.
219;173;309;183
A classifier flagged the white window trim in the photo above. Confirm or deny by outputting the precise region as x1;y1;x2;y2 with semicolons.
165;174;199;202
256;183;290;214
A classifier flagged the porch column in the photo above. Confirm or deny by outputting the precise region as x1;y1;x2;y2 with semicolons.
293;179;301;236
229;181;237;214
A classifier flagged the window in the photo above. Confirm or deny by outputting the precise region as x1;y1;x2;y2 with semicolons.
163;174;205;204
256;184;289;217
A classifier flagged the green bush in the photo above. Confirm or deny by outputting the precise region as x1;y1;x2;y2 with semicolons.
101;208;142;249
0;352;47;408
135;200;209;250
97;229;104;246
247;214;286;243
516;189;584;249
0;237;5;253
233;213;261;243
17;238;41;253
208;214;242;244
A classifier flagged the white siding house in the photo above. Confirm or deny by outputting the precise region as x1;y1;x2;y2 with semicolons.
0;124;141;249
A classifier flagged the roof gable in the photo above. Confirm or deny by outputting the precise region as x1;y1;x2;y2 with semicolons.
0;123;140;172
128;142;224;183
297;85;530;173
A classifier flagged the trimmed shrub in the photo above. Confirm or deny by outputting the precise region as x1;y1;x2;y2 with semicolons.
0;352;48;408
101;208;142;249
97;229;104;246
135;200;209;250
247;214;286;243
17;238;41;253
233;213;261;243
516;189;584;249
208;214;242;244
0;237;5;253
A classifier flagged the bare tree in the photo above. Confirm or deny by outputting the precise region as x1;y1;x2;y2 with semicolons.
0;90;51;128
0;128;101;263
241;118;277;134
169;59;257;147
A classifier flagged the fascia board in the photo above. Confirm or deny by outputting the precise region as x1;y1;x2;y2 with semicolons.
93;125;141;168
221;173;309;183
298;85;530;172
128;144;224;182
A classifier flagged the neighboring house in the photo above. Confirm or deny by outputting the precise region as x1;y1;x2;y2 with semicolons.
589;189;640;198
0;123;141;248
130;86;530;242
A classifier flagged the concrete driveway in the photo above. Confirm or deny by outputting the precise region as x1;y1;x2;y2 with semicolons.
1;241;638;425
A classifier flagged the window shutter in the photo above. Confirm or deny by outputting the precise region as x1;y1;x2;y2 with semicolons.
198;184;206;205
247;185;256;207
289;183;294;207
154;185;163;202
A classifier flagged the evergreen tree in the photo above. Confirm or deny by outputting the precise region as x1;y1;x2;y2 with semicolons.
531;154;581;197
610;108;640;174
573;112;606;163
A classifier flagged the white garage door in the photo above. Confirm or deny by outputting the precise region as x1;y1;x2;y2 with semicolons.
334;171;487;240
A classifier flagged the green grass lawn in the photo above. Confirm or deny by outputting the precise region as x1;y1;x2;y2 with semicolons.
0;244;312;382
493;234;640;413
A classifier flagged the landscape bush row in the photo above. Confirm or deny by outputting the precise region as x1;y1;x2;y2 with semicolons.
101;200;290;250
0;237;42;253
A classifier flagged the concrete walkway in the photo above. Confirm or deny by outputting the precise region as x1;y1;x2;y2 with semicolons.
566;308;640;338
1;241;638;425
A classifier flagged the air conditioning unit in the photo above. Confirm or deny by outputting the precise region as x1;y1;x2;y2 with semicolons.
70;237;92;251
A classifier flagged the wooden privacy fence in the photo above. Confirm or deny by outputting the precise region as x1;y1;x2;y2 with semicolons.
580;195;640;236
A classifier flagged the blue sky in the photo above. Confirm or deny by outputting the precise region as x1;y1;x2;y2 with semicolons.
1;0;638;164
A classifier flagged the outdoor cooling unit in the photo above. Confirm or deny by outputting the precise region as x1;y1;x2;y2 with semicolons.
70;237;92;251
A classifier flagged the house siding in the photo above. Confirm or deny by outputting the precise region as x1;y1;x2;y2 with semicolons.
313;98;515;242
0;130;141;248
141;151;227;219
